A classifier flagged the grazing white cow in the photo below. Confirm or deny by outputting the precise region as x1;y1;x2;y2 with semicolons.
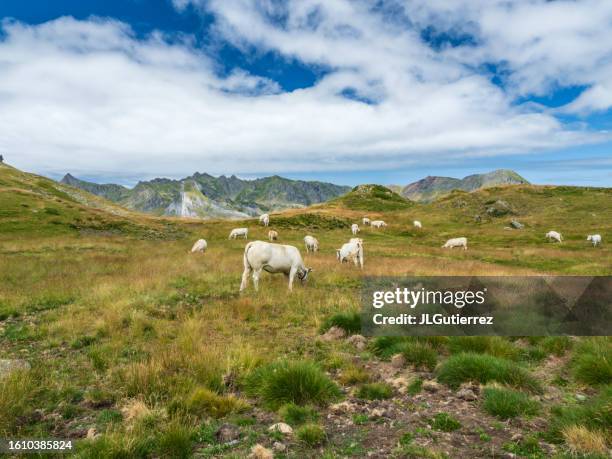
371;220;387;228
190;239;207;253
304;235;319;253
259;214;270;227
229;228;248;240
268;230;278;241
337;239;364;269
546;231;563;243
413;220;422;229
351;223;360;235
240;241;312;292
362;217;371;226
442;237;468;250
587;234;602;246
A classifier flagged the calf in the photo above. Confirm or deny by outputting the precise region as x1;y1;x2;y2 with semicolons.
304;235;319;253
190;239;207;253
587;234;602;247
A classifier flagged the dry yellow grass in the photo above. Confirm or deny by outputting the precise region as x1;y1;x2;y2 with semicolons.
562;425;609;456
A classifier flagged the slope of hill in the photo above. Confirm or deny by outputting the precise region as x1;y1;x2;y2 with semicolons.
61;172;351;219
327;184;413;211
401;169;529;202
0;163;182;239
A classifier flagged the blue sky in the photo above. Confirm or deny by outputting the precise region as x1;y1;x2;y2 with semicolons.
0;0;611;187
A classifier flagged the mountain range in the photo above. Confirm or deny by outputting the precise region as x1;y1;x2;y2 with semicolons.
60;168;530;218
400;169;529;202
61;173;351;219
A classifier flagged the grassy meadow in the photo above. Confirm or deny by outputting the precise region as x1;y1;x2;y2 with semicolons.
1;163;611;458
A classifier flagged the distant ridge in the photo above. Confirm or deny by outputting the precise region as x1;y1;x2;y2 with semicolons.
401;169;529;202
61;172;351;219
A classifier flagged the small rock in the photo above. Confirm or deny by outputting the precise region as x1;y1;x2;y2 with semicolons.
272;441;286;453
249;444;274;459
423;380;441;393
0;359;31;378
369;408;386;418
215;423;241;443
346;334;367;350
575;393;587;402
86;427;98;440
268;422;293;435
321;326;346;341
510;220;524;229
330;401;356;414
504;453;517;459
456;388;477;401
391;353;406;368
511;433;523;442
388;376;409;392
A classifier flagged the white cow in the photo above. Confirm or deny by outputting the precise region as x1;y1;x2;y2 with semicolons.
351;223;360;235
240;241;312;292
190;239;207;253
413;220;422;229
587;234;602;246
371;220;387;228
442;237;468;250
259;214;270;227
362;217;371;226
546;231;563;243
268;230;278;241
304;235;319;253
337;239;364;269
229;228;248;240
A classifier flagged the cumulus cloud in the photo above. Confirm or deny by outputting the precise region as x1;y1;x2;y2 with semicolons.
0;1;610;181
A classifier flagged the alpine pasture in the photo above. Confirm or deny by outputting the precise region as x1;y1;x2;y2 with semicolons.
1;163;611;458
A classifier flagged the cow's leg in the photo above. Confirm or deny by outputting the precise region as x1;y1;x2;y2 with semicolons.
240;266;251;291
252;269;262;291
288;267;297;291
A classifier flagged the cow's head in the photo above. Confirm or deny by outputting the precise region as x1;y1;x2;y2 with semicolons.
298;267;313;283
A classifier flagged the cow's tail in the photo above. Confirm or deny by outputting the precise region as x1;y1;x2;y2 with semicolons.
243;241;255;269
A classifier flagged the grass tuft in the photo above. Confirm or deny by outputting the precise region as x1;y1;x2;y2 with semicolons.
482;386;540;419
436;353;541;393
184;387;249;419
355;383;393;400
562;425;608;456
430;412;461;432
245;360;340;409
571;338;612;386
320;311;361;335
296;423;326;446
278;403;319;426
399;342;437;371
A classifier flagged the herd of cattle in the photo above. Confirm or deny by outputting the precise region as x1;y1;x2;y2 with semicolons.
190;213;603;291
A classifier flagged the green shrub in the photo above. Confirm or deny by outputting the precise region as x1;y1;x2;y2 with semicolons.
296;423;326;446
278;403;319;426
436;353;541;393
571;338;612;386
245;360;340;409
482;387;540;419
356;383;393;400
430;412;461;432
184;387;249;418
320;311;361;335
400;342;437;371
371;336;407;359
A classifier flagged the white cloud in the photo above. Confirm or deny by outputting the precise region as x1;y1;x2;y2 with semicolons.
0;3;610;181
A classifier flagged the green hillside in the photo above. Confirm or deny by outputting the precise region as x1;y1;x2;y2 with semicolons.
328;184;413;211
